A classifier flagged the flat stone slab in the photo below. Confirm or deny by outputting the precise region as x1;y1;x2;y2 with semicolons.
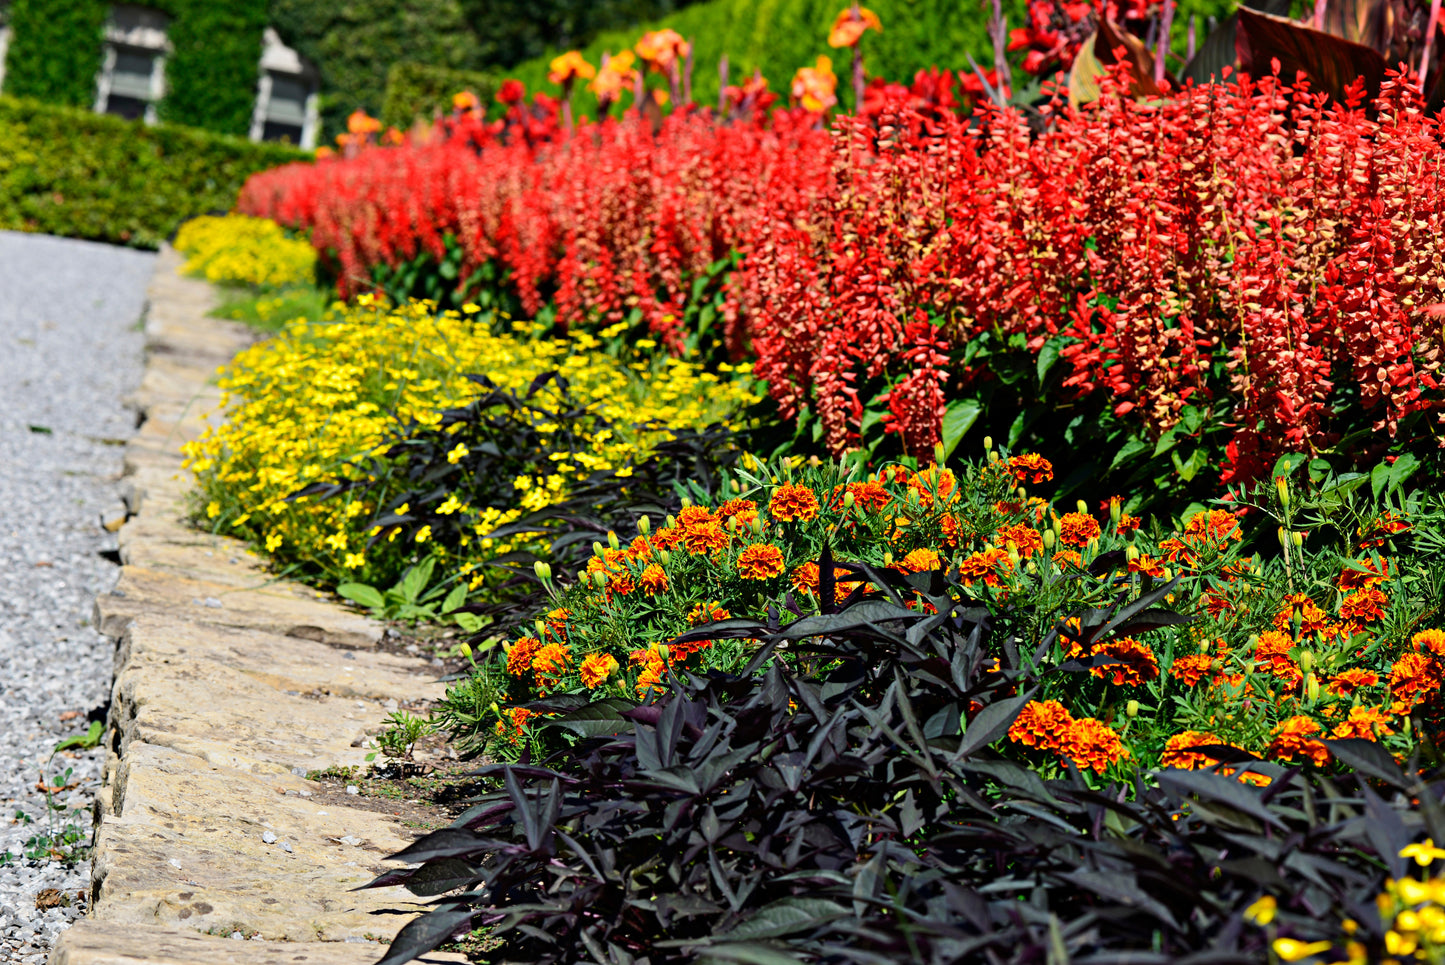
49;246;462;964
51;921;466;965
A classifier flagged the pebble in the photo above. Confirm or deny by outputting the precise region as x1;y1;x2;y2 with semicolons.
280;842;293;854
0;232;152;965
345;785;359;795
261;831;277;845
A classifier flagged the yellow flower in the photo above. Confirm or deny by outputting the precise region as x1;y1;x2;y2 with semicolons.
264;532;284;552
1272;938;1332;961
206;501;221;519
343;552;365;569
1401;839;1445;866
415;525;432;544
446;442;469;464
1244;895;1276;926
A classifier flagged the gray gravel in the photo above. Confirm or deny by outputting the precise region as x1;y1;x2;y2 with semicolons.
0;232;152;961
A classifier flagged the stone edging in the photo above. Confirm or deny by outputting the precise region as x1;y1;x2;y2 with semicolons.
48;247;463;965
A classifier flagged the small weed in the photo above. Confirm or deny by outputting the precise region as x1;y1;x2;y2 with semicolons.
372;711;432;761
212;283;335;335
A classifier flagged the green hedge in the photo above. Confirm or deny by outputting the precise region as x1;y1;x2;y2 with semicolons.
381;62;500;128
0;96;305;249
3;0;269;136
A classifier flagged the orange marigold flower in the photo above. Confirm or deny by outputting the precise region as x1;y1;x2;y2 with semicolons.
532;642;571;676
1183;508;1242;543
678;505;719;528
1051;546;1086;569
1058;512;1101;547
1116;513;1142;535
1390;652;1442;710
1328;668;1380;696
1158;537;1194;566
579;652;619;689
958;546;1012;587
1084;637;1159;687
1128;554;1166;579
608;568;635;596
1339;587;1387;625
1007;453;1054;484
1359;510;1411;548
899;547;943;572
996;523;1043;558
1330;705;1393;741
907;466;958;510
1415;629;1445;657
769;483;820;522
495;707;534;742
1007;699;1074;751
1161;730;1227;770
639;564;668;596
737;542;786;580
632;647;667;695
791;561;820;596
1268;716;1329;767
1254;630;1302;685
845;480;891;513
940;513;969;548
1272;593;1329;637
687;601;732;626
1201;589;1234;618
651;525;685;551
682;521;730;555
1171;653;1214;687
1058;717;1128;774
505;637;541;676
1339;558;1392;591
719;498;757;519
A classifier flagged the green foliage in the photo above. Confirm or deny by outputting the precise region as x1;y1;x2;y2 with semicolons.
375;711;433;760
0;96;304;248
159;0;269;136
3;0;106;107
368;577;1429;965
508;0;1029;112
380;62;499;129
336;557;470;625
212;282;335;334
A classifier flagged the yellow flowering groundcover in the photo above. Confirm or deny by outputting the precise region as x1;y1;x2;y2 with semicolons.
182;296;758;592
174;213;317;288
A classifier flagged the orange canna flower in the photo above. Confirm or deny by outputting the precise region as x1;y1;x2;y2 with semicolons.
1007;700;1074;752
1058;717;1128;774
737;543;786;580
635;29;690;72
346;109;382;135
827;5;883;47
579;652;619;689
791;55;838;112
769;482;821;522
1268;716;1329;767
590;52;639;101
548;50;596;86
452;90;480;111
1058;512;1101;547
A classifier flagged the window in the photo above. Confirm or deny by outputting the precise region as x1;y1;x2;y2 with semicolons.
0;3;11;93
251;28;318;149
95;5;169;123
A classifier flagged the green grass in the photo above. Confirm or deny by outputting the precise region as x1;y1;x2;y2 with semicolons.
211;283;337;334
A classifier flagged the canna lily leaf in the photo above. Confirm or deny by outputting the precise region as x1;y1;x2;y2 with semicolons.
1235;8;1386;106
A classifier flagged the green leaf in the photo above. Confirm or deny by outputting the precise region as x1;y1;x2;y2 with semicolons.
939;399;981;461
698;944;806;965
440;583;467;615
337;582;386;611
1389;453;1420;492
1036;340;1062;385
397;557;436;605
53;721;103;753
452;612;484;633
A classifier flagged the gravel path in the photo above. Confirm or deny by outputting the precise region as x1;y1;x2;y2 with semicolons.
0;232;153;961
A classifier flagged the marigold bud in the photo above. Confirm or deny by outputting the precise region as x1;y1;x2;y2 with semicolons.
576;569;589;584
1298;649;1314;673
458;642;472;660
933;442;946;465
607;530;620;550
1076;499;1089;515
533;560;552;580
592;570;607;589
1278;527;1289;551
1161;567;1172;581
843;491;856;510
1006;541;1020;566
657;549;671;564
1042;529;1056;551
593;541;606;557
637;515;651;535
983;435;993;452
1276;475;1291;507
535;619;548;638
750;516;763;536
1110;496;1122;526
665;515;677;529
1306;672;1320;703
489;701;500;716
680;494;692;507
1291;530;1304;548
883;551;894;566
1126;545;1139;562
1126;699;1139;718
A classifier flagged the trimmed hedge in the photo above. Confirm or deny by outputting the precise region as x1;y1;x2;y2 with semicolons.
0;97;305;248
3;0;269;137
381;62;499;129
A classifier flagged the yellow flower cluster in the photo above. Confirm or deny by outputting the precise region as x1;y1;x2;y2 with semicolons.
182;297;758;586
174;214;317;288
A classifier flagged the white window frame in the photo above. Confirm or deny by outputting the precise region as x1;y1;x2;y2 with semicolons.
250;27;319;149
94;4;170;124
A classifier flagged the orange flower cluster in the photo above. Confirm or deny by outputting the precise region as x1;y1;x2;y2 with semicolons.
1008;700;1127;774
1268;715;1329;767
1007;453;1054;485
769;483;820;522
737;543;786;580
1161;731;1270;785
1058;512;1101;547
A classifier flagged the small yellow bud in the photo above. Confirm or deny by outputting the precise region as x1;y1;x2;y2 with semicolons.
607;530;620;551
1291;530;1304;549
883;551;894;566
592;570;607;589
1305;672;1320;703
593;540;606;557
843;491;856;510
1109;496;1122;526
489;701;500;716
730;479;741;493
535;618;548;639
933;442;946;465
533;560;552;580
665;514;677;529
1161;566;1172;581
637;515;651;535
1042;529;1056;551
1298;649;1314;673
657;549;671;565
983;435;993;452
1126;544;1140;562
1076;499;1089;515
1126;699;1139;718
458;642;472;660
750;516;763;536
1276;475;1291;507
1278;527;1289;550
680;494;692;508
576;569;589;584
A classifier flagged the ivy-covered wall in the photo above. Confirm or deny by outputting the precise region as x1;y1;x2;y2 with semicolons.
3;0;106;107
3;0;269;136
